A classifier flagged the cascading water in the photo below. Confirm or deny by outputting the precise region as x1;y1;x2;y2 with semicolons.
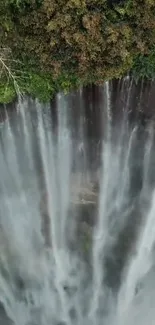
0;81;155;325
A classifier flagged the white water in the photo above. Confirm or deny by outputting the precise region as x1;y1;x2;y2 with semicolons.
0;84;155;325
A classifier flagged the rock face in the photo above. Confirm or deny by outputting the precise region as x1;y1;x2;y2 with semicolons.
39;176;99;251
39;173;145;292
40;191;52;248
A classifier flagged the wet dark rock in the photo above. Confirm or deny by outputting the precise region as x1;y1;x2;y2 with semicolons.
40;180;98;252
76;221;93;259
77;203;97;228
138;111;152;128
15;275;25;290
40;192;52;248
69;307;77;320
63;284;77;296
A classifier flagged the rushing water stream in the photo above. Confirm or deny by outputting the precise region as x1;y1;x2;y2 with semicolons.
0;79;155;325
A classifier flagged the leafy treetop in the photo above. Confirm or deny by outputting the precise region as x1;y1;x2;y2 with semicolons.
1;0;155;102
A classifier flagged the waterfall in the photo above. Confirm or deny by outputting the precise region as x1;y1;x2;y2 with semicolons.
0;80;155;325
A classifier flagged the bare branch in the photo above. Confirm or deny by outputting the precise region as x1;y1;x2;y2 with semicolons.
0;48;22;97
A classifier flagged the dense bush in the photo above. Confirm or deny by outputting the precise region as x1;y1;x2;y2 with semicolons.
1;0;155;102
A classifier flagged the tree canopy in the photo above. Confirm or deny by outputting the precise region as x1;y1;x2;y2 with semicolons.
1;0;155;102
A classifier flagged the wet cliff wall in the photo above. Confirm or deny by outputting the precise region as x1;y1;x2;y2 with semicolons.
1;77;155;173
0;77;155;131
1;78;155;293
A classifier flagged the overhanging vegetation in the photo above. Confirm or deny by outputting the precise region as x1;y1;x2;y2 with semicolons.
1;0;155;103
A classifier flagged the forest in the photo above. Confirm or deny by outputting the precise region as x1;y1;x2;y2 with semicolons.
0;0;155;103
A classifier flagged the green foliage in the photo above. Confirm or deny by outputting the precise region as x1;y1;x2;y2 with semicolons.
0;70;80;103
132;47;155;80
1;0;155;103
7;0;43;13
56;72;80;93
0;82;16;104
26;73;55;102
